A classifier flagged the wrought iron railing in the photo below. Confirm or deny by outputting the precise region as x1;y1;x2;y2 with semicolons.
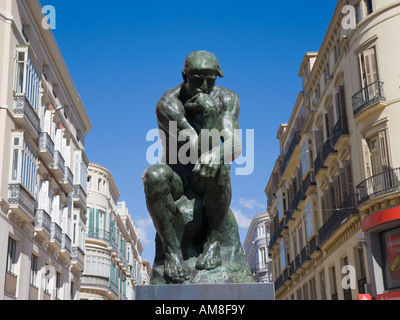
61;233;72;255
38;132;54;157
87;228;110;242
352;81;385;116
280;131;301;175
322;137;336;164
52;151;65;171
274;274;283;292
303;170;316;195
34;209;52;234
64;166;74;187
356;168;400;206
332;116;349;147
50;222;62;245
318;194;359;246
314;153;327;176
8;183;35;218
71;246;85;267
13;95;40;133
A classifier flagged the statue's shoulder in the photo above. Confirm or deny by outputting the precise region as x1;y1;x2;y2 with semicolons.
156;85;184;120
157;85;183;109
213;86;239;105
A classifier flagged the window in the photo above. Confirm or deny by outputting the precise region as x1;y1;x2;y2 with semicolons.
277;193;283;220
364;130;390;178
74;150;88;192
44;264;51;295
301;139;313;177
359;47;379;94
9;131;38;195
380;227;400;291
70;281;75;300
320;271;327;300
324;64;331;86
335;85;347;122
56;272;61;299
355;3;362;24
22;21;28;42
280;241;286;271
365;0;373;15
14;47;40;113
6;237;17;275
305;202;314;240
259;246;267;267
30;255;38;288
330;266;338;300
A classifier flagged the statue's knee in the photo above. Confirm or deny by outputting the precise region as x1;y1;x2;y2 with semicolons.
218;164;231;183
142;165;173;197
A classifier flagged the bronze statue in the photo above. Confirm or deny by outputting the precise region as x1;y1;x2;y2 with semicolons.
142;51;254;284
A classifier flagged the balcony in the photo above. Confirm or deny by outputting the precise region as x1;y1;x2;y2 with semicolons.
282;267;291;285
274;274;283;292
318;194;359;246
34;209;52;241
60;233;72;258
322;137;337;167
50;222;62;250
109;281;119;299
87;228;110;243
71;246;85;273
29;285;39;300
303;170;316;196
38;132;55;165
314;153;327;180
352;81;386;118
331;117;349;151
8;183;35;223
73;184;87;210
4;271;17;297
60;166;74;193
309;235;321;259
13;95;40;139
300;245;312;268
50;151;65;180
280;131;301;176
81;276;109;292
356;168;400;206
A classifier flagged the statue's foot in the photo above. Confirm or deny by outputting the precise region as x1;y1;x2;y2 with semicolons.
196;241;222;271
164;252;191;283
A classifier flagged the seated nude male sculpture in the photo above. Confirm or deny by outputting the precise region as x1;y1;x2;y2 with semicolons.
142;51;253;284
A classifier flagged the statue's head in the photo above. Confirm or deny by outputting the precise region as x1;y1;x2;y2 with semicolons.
182;51;224;97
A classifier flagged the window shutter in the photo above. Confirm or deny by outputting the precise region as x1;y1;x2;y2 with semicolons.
88;208;94;237
109;219;115;245
378;130;390;171
362;140;372;178
95;209;100;237
339;85;347;120
345;160;354;196
340;167;349;203
361;47;378;88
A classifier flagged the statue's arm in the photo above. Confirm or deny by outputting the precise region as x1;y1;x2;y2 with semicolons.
214;92;241;164
156;95;199;153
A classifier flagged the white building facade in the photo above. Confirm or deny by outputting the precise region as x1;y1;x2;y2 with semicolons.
0;0;91;300
80;163;146;300
244;212;271;283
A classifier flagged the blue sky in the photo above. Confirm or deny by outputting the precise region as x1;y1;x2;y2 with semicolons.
40;0;338;262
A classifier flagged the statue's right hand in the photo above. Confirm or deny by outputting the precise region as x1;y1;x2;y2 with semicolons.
185;93;216;113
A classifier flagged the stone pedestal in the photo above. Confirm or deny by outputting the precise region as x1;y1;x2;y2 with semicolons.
135;283;275;300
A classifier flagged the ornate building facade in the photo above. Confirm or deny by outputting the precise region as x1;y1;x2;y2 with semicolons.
266;0;400;300
80;163;147;300
0;0;91;300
